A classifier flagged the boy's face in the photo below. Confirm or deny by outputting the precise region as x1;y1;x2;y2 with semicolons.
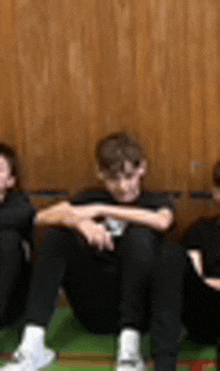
97;160;146;203
0;155;15;192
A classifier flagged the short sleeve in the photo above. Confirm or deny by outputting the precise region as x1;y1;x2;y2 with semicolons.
182;221;203;250
140;193;175;213
154;197;175;213
71;191;89;206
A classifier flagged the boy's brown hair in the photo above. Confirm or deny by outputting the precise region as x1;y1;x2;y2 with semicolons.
95;132;146;175
213;160;220;187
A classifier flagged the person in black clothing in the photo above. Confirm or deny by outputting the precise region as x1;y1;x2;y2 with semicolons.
181;160;220;345
1;132;181;371
0;143;35;329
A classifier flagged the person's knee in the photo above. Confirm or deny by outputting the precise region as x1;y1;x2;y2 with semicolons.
126;226;155;240
46;227;79;242
122;226;158;262
124;226;156;251
36;227;80;260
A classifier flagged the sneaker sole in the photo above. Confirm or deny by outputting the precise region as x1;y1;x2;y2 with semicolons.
115;360;146;371
37;350;57;370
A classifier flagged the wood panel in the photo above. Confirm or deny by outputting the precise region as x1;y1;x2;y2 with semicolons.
0;0;19;144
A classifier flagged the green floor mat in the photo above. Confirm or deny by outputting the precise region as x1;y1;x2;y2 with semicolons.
0;307;219;370
46;308;116;354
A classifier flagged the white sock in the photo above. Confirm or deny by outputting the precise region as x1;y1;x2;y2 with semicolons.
119;328;141;356
20;324;46;355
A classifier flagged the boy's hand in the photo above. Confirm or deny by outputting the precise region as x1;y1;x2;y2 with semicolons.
76;219;114;251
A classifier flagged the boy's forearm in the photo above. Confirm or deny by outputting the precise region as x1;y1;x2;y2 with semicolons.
101;205;172;231
35;201;81;226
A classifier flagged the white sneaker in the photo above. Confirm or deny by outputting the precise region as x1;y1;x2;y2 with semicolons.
1;346;56;370
116;350;146;371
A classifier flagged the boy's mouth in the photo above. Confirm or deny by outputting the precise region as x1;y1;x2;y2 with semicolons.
114;192;136;202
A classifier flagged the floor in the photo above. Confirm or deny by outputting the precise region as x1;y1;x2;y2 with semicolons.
0;307;218;370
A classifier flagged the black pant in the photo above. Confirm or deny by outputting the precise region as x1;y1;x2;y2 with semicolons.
182;258;220;344
22;227;184;371
23;226;159;331
0;229;32;329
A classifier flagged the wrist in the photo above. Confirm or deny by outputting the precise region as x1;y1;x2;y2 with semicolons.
75;218;91;229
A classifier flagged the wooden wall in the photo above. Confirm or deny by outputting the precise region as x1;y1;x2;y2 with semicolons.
0;0;220;231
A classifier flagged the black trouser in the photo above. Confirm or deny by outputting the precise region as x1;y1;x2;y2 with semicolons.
23;226;158;331
22;227;184;371
0;229;32;329
182;258;220;344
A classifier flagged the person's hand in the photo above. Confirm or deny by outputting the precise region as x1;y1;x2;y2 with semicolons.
203;278;220;291
76;219;114;251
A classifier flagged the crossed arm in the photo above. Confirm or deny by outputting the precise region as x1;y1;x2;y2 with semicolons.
35;201;174;251
36;203;220;291
35;201;174;232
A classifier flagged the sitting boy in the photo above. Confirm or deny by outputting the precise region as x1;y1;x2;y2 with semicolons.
0;143;35;330
2;132;180;371
182;160;220;345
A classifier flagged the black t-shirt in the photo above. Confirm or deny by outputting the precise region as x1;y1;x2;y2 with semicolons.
71;186;174;240
0;190;36;244
182;216;220;277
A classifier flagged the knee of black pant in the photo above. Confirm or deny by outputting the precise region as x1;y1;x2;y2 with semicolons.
120;226;157;262
44;227;79;241
37;227;79;256
125;226;155;239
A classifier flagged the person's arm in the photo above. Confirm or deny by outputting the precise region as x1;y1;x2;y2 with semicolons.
187;249;204;277
36;202;114;251
34;201;82;227
203;277;220;290
187;249;220;290
97;205;174;231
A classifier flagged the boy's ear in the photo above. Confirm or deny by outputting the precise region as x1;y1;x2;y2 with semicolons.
212;186;220;201
7;176;16;188
95;164;105;180
138;160;147;175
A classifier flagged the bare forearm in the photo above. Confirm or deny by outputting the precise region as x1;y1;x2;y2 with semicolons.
102;205;172;231
35;201;79;226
